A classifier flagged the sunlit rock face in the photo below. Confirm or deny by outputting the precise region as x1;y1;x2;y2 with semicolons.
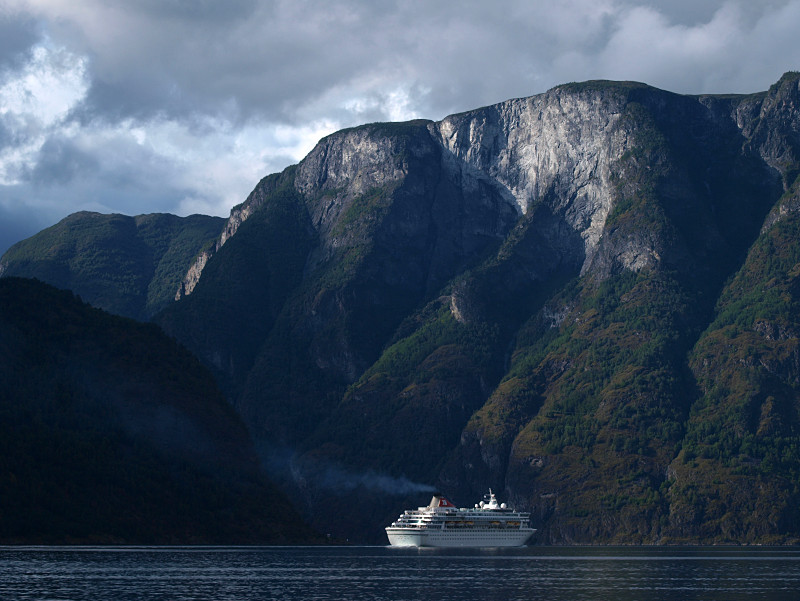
432;87;627;273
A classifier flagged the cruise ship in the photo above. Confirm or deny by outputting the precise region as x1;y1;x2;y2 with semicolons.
385;490;535;547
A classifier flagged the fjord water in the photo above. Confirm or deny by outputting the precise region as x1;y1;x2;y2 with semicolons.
2;546;799;601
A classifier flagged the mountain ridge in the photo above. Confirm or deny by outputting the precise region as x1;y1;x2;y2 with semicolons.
3;73;800;544
0;211;223;320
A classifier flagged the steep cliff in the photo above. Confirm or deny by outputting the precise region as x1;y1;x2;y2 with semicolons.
6;74;800;544
448;79;790;544
153;73;800;543
666;175;800;543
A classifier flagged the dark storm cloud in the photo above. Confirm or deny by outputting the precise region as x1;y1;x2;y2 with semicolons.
54;0;396;125
24;0;800;127
25;131;200;215
0;133;212;254
1;0;799;257
31;137;99;185
0;196;52;256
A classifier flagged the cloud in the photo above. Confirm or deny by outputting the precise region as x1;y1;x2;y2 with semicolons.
0;0;799;256
0;42;88;184
3;113;338;223
587;1;800;94
0;200;47;255
20;0;404;124
0;12;37;71
12;0;800;123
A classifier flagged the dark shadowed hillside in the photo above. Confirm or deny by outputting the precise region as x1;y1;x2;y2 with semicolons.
0;277;318;544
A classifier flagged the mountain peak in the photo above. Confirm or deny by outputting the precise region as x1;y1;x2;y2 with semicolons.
5;75;800;544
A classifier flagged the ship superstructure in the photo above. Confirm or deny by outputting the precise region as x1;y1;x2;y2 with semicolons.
385;490;535;547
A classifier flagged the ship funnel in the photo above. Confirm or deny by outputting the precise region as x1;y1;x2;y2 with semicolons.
429;494;456;508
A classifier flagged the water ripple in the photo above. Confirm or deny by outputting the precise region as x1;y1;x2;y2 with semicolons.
2;546;800;601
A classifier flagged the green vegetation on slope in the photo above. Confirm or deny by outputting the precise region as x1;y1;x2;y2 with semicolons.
668;179;800;544
0;212;223;320
306;300;500;479
497;270;694;542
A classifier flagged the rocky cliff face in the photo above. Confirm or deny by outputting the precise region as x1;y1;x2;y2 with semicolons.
7;74;800;545
432;86;628;273
153;73;800;544
450;75;799;545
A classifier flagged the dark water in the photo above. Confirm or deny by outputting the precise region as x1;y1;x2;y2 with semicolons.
2;545;800;601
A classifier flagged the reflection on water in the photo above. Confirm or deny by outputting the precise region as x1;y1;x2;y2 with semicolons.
1;545;799;601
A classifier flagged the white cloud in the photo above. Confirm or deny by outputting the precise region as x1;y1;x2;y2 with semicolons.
0;41;88;186
167;117;341;216
6;108;340;219
0;44;86;124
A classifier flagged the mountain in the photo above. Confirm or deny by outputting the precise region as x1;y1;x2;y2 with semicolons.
0;277;318;544
667;175;800;543
4;73;800;544
0;212;224;320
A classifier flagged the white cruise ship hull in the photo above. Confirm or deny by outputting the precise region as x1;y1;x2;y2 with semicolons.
386;527;534;548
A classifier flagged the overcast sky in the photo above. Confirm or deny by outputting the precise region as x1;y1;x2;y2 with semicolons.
0;0;798;254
